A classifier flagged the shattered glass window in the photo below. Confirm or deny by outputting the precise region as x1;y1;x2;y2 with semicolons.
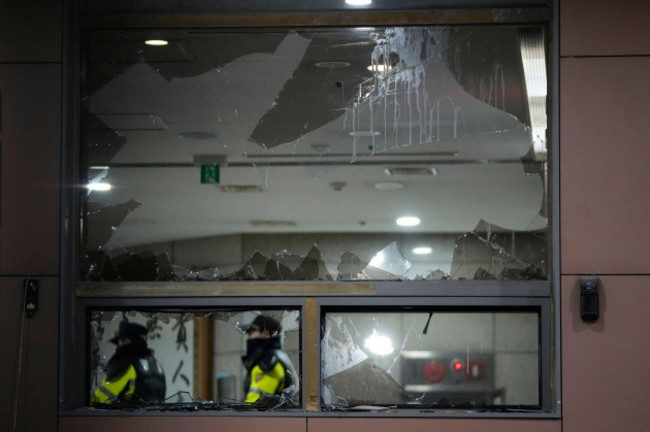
80;25;548;282
321;310;540;411
88;308;301;410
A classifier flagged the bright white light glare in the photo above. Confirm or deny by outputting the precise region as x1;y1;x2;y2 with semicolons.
396;216;421;227
412;246;433;255
145;39;168;46
364;331;394;356
368;251;385;268
86;182;112;191
367;64;387;72
346;0;372;5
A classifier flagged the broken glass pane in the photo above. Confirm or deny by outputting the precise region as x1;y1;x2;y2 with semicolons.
80;25;548;283
321;310;540;410
89;308;301;411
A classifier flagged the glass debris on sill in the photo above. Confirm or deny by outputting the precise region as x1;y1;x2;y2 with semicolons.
89;308;301;411
81;222;545;282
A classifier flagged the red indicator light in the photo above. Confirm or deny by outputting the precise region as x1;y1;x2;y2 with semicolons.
453;361;463;371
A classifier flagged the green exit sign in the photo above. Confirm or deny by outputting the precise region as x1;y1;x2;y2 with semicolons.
201;164;220;184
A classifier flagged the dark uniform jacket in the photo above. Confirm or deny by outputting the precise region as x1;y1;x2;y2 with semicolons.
93;343;166;404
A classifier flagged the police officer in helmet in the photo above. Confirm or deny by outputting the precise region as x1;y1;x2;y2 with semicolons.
241;314;298;406
93;321;166;405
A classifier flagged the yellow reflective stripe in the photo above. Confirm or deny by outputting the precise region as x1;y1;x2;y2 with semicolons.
93;365;137;404
245;363;286;403
97;385;118;402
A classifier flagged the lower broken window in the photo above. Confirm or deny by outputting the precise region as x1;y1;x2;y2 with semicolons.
321;309;540;411
88;308;301;411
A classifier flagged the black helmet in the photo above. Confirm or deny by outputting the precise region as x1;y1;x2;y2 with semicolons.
109;322;148;344
244;314;281;335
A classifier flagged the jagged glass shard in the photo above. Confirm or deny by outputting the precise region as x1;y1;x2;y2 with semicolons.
224;251;270;281
270;250;305;273
419;269;450;280
82;249;174;281
363;241;411;280
451;220;547;280
337;251;369;280
293;245;333;281
85;199;141;251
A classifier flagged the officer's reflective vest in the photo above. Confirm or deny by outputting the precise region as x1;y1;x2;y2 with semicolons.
93;354;166;404
242;336;298;403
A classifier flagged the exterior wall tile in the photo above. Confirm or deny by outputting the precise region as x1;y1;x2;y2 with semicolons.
0;64;61;275
0;277;58;432
561;275;650;431
561;0;650;56
560;57;650;274
0;0;62;63
308;418;560;432
59;416;306;432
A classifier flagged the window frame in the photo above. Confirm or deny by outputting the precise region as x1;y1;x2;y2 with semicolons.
60;3;560;418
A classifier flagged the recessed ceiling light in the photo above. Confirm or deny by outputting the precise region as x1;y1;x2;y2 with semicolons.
412;246;433;255
367;64;388;72
346;0;372;5
86;182;112;191
374;182;404;191
384;167;437;176
396;216;421;227
145;39;168;46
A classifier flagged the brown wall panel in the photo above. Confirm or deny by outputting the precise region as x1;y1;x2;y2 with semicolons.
0;64;61;275
0;277;59;432
59;416;306;432
561;275;650;431
560;56;650;274
560;0;650;56
308;418;560;432
0;0;62;63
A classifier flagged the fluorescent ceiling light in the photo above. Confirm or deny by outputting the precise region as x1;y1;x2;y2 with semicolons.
86;182;112;191
396;216;420;227
346;0;372;5
412;246;433;255
374;182;404;191
364;331;394;356
145;39;168;46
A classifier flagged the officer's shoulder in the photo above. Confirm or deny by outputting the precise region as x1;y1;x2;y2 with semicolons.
258;351;280;372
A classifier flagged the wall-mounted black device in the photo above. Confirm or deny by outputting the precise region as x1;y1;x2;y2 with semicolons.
24;279;39;318
579;276;599;322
